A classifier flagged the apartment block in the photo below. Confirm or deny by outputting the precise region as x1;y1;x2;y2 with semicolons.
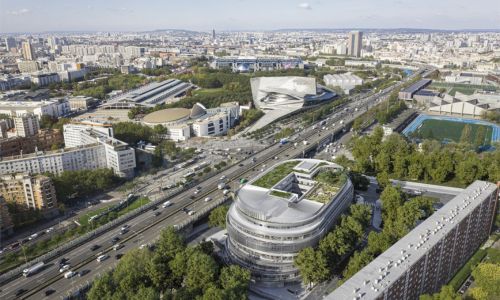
0;174;57;211
14;113;40;137
326;181;499;300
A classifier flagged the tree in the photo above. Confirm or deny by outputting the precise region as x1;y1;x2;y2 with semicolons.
459;124;472;144
380;186;404;223
342;250;374;281
376;171;390;189
294;247;330;287
87;272;115;300
185;251;219;293
202;285;225;300
349;172;370;191
220;265;251;299
112;249;152;294
156;227;185;260
349;204;372;228
456;152;484;185
208;205;230;228
420;285;461;300
469;263;500;300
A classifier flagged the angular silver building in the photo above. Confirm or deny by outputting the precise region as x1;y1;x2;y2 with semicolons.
248;77;336;132
226;159;354;286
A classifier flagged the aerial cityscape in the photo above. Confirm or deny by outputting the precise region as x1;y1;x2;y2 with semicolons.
0;0;499;299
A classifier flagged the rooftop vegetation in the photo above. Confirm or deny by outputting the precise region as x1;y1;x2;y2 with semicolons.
252;161;299;189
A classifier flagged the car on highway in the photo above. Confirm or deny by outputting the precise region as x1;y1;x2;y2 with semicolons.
113;243;124;251
64;271;77;279
194;190;199;195
79;269;90;277
189;195;196;200
111;236;120;244
223;189;230;195
121;225;130;231
204;197;212;202
115;253;124;260
151;206;158;211
45;289;56;296
28;233;38;240
16;289;27;296
59;257;68;265
162;201;172;208
90;244;100;251
188;210;195;216
97;254;109;262
59;264;70;273
153;211;161;217
45;227;54;233
220;175;227;181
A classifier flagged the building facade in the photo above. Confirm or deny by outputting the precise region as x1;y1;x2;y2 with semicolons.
348;31;363;58
21;41;35;61
14;114;40;137
0;99;71;118
0;174;57;211
326;181;499;300
226;159;354;285
212;56;304;72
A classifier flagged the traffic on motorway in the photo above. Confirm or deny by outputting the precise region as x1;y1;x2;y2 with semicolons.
0;70;424;300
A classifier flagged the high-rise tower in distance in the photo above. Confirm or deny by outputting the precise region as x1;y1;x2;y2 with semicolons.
347;31;363;58
212;29;216;40
21;41;35;60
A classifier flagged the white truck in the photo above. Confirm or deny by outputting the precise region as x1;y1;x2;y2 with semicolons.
23;262;44;277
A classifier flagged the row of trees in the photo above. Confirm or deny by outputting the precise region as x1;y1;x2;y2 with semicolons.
73;74;146;99
294;204;372;286
87;227;251;300
47;168;122;205
348;127;500;186
341;187;435;281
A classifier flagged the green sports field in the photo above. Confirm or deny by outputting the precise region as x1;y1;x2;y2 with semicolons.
410;119;493;146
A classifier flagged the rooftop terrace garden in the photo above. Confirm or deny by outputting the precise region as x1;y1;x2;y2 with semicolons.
308;170;348;204
252;161;299;189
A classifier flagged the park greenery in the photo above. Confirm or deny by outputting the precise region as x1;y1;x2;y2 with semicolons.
208;205;230;229
46;168;122;205
274;127;295;140
73;74;146;99
87;227;251;300
294;204;372;286
348;127;500;187
39;115;71;131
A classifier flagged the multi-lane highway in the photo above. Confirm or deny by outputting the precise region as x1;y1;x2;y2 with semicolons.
0;72;420;300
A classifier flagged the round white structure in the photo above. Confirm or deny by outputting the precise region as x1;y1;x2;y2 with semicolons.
226;159;354;286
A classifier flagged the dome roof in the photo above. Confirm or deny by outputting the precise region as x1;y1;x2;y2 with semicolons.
143;108;191;124
237;63;250;72
190;103;207;119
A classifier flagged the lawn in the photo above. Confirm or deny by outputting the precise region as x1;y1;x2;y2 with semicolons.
253;161;299;189
411;119;492;146
193;88;225;95
79;205;112;226
449;87;476;96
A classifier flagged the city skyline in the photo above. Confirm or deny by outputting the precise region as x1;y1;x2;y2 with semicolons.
1;0;500;33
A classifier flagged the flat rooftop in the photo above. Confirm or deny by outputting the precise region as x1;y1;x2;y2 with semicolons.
237;159;344;224
326;180;498;300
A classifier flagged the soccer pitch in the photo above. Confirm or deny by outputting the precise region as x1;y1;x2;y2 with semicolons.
411;119;493;146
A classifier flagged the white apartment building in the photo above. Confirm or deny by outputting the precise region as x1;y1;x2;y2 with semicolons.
0;123;136;178
0;99;70;118
14;113;40;137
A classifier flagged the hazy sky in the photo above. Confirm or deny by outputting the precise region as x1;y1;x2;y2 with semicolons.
1;0;499;33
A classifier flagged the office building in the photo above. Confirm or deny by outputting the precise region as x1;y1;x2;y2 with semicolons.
326;181;498;300
0;174;57;211
212;56;304;73
30;73;60;87
226;159;354;285
398;79;432;101
4;37;16;52
14;114;40;137
17;61;39;73
324;73;364;94
348;31;363;58
21;41;35;61
0;196;14;235
68;96;98;111
142;102;239;141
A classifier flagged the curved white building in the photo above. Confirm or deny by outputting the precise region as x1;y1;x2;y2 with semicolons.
141;102;240;141
226;159;354;286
